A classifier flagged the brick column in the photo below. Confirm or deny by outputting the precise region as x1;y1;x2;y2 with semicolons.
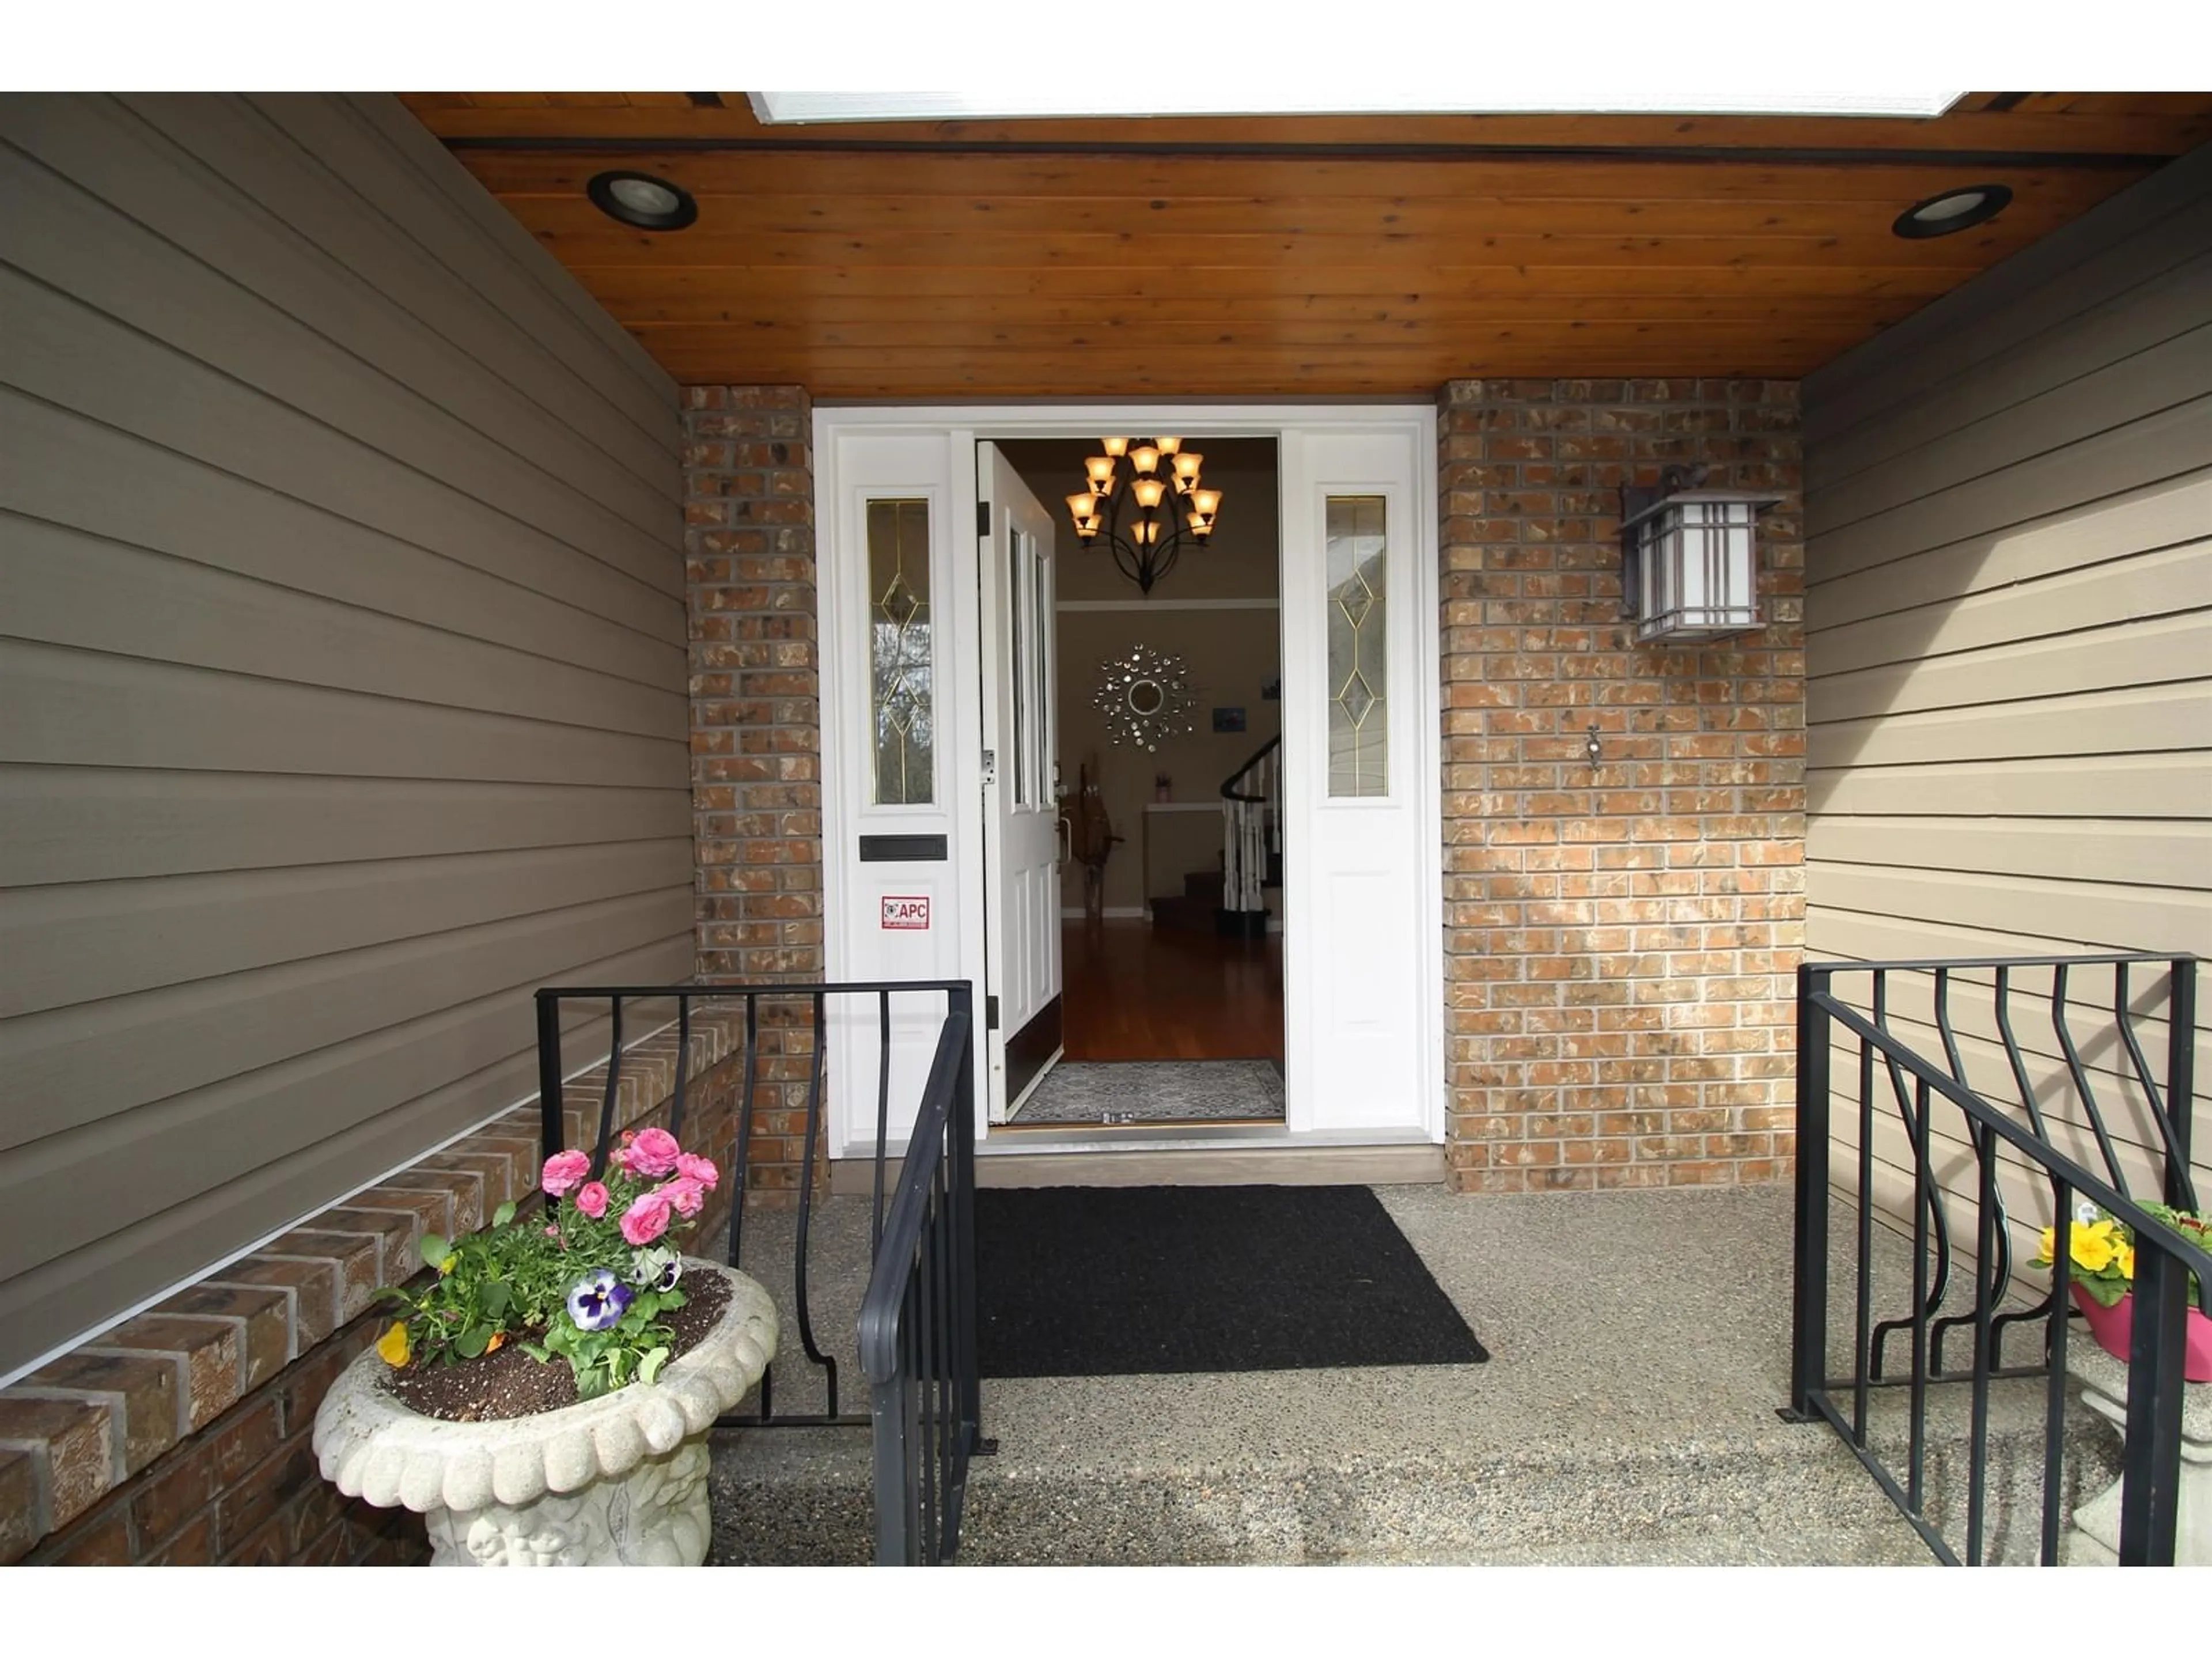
683;386;828;1199
1437;378;1806;1194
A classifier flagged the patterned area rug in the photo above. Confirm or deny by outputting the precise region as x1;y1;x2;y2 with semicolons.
1008;1060;1285;1124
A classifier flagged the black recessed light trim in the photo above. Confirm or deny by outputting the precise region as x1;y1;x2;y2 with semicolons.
1892;183;2013;239
586;169;699;232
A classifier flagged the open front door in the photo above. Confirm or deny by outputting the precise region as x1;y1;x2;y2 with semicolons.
978;443;1065;1122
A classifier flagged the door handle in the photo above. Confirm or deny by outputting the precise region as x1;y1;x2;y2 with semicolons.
1055;813;1072;869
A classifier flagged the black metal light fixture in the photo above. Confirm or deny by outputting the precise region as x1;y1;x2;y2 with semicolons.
1892;183;2013;239
586;170;699;232
1619;465;1783;645
1065;437;1223;595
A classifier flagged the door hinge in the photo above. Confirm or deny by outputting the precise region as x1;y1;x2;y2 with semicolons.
986;995;1001;1031
977;501;992;536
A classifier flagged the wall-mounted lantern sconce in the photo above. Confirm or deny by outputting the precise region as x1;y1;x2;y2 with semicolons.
1618;465;1783;645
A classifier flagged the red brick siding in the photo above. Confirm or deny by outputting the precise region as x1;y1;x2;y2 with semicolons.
683;386;829;1202
1437;377;1806;1193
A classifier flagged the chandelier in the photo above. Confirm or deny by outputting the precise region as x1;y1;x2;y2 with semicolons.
1063;437;1223;595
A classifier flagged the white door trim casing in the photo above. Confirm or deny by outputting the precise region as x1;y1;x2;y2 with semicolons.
816;403;1443;1158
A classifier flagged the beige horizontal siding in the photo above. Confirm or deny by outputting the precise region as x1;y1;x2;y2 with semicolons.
3;893;694;1149
1807;753;2207;819
0;94;691;1378
1812;609;2212;722
2;397;684;687
1;274;681;642
0;770;689;887
1803;145;2212;1256
1808;472;2212;631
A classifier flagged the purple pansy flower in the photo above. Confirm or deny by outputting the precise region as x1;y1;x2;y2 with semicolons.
566;1269;634;1333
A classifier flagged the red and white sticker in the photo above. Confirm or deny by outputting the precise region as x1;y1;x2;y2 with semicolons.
880;895;931;930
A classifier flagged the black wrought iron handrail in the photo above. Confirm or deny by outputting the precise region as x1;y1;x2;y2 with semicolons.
533;976;971;1431
858;994;982;1566
1789;952;2202;1567
1220;734;1280;802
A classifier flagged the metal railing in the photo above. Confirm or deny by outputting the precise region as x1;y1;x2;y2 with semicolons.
858;995;983;1565
1788;953;2205;1565
533;978;972;1431
1220;734;1281;925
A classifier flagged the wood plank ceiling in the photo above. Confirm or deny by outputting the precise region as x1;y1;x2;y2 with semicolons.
402;93;2212;397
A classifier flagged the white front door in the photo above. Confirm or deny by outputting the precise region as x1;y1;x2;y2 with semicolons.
978;443;1065;1121
817;405;1440;1162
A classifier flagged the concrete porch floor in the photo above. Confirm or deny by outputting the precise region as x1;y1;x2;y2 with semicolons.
707;1183;2109;1565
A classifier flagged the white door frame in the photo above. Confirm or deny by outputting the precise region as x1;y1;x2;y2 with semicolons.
816;403;1444;1158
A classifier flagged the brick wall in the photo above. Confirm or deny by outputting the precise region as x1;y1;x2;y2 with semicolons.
2;1023;752;1565
683;386;830;1200
1436;378;1806;1194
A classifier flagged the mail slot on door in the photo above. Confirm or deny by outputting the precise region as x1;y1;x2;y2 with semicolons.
857;834;948;862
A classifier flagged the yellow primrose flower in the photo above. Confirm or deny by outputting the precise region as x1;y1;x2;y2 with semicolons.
2037;1225;2057;1266
2112;1238;2135;1281
376;1320;411;1368
438;1253;458;1277
2070;1222;2117;1274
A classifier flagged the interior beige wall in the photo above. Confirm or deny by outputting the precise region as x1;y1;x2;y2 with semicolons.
997;439;1281;914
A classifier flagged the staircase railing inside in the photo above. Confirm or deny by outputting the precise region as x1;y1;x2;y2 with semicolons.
1789;953;2204;1565
1220;734;1281;928
534;977;982;1563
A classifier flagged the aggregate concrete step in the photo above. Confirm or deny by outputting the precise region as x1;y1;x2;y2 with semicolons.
707;1390;2124;1566
702;1184;2135;1567
707;1417;1946;1565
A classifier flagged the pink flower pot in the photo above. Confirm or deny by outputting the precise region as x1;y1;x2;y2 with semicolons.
2070;1283;2212;1382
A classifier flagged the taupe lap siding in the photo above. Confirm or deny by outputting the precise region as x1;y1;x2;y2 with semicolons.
1802;145;2212;1229
0;94;690;1378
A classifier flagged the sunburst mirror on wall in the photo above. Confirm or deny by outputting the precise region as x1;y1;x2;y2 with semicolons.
1093;644;1199;752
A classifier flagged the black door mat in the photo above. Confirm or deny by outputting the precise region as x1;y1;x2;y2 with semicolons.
975;1184;1490;1377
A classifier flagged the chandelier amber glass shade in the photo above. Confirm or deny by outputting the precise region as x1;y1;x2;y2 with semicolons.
1063;435;1226;595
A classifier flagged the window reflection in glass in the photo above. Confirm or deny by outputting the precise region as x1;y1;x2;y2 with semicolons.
868;499;933;805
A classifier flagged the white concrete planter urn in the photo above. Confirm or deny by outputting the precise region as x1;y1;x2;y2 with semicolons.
313;1260;777;1566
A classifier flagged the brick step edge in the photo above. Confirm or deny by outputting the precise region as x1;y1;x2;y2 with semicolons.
0;1010;753;1565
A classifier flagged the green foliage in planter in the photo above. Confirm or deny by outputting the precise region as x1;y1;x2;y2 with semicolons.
372;1129;723;1393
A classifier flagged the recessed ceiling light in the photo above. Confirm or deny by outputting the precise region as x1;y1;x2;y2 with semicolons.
748;92;1965;124
1892;184;2013;239
586;171;698;232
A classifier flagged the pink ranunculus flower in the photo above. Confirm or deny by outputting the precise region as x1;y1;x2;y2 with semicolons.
675;1153;720;1190
541;1149;592;1198
664;1176;707;1218
574;1180;611;1219
625;1127;683;1180
620;1188;674;1247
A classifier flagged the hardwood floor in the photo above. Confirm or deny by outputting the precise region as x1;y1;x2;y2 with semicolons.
1061;919;1283;1062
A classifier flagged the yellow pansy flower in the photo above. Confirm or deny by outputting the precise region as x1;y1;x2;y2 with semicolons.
438;1253;459;1277
376;1320;411;1368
